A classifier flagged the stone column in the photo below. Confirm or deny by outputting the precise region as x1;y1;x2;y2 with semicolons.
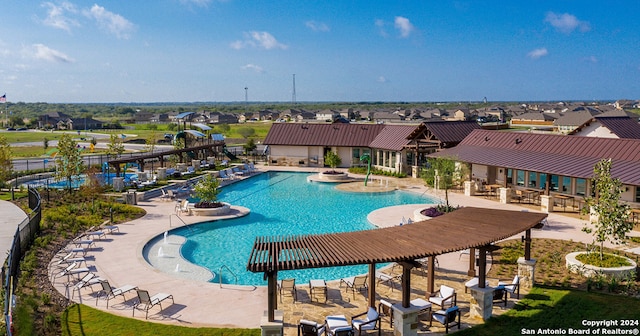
177;162;188;172
464;181;476;196
207;156;216;165
412;166;419;178
392;303;422;336
517;257;537;289
469;285;494;321
499;187;511;204
540;195;553;213
260;310;283;336
157;167;167;180
191;159;200;169
112;177;124;192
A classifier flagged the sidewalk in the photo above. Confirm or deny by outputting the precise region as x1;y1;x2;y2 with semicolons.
0;199;29;266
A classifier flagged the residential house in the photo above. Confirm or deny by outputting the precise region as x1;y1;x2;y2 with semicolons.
315;109;340;122
570;115;640;139
510;112;557;129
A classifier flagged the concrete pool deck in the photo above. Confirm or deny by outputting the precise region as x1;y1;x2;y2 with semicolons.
45;165;636;333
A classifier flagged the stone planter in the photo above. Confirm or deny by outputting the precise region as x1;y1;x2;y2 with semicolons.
412;204;441;222
317;171;349;181
190;202;231;216
565;252;637;278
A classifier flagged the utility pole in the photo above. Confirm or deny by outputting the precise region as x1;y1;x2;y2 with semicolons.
244;87;248;114
292;74;296;105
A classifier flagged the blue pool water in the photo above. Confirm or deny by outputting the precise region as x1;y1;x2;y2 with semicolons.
173;171;439;286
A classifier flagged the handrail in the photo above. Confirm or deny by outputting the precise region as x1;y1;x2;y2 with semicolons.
169;214;195;232
218;264;238;288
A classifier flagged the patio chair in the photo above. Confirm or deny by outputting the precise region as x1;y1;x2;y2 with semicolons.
159;189;172;201
52;262;90;285
218;169;231;181
277;278;297;302
84;226;106;240
511;189;523;203
351;307;381;336
498;275;520;299
493;286;508;307
429;306;460;334
298;319;326;336
428;285;457;310
95;280;138;308
176;200;190;215
339;274;367;298
52;251;87;269
132;289;174;319
72;236;96;249
325;315;353;336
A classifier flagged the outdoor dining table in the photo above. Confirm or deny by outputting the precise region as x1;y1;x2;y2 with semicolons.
522;189;540;204
554;194;575;212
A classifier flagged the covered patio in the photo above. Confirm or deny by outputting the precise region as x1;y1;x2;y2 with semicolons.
247;207;547;335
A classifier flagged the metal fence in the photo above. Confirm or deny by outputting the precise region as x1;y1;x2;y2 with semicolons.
3;187;41;336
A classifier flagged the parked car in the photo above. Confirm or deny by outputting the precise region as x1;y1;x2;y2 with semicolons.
17;127;27;131
6;127;15;131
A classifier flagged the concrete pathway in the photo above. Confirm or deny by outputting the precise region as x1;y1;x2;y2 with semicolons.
0;199;29;266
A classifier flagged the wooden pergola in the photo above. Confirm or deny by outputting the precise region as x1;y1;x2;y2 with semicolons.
247;207;547;321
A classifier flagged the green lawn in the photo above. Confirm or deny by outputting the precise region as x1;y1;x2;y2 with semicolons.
61;304;260;336
456;286;640;335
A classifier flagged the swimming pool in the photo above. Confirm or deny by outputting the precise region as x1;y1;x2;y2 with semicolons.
165;172;439;286
22;172;137;189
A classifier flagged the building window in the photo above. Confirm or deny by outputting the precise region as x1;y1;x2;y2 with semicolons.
391;152;396;169
539;173;547;190
550;175;559;192
506;169;513;186
562;176;571;193
528;172;537;188
516;170;525;186
636;187;640;203
576;178;586;196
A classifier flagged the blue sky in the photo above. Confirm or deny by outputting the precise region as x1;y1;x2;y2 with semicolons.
1;1;639;103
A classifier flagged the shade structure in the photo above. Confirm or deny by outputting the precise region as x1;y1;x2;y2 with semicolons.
247;207;547;273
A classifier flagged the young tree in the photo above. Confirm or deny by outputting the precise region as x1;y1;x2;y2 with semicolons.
243;138;257;156
106;134;125;159
324;151;341;170
193;174;221;207
0;136;13;187
422;157;466;208
55;133;83;191
237;127;255;139
43;137;49;154
582;159;633;259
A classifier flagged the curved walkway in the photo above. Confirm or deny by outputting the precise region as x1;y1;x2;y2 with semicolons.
44;167;637;330
0;199;28;266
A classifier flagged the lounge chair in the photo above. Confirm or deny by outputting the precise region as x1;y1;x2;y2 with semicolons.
218;170;231;181
277;278;297;302
339;275;367;298
351;307;381;336
57;246;87;257
375;271;400;291
52;251;87;269
498;275;520;299
71;273;104;299
428;285;457;309
176;200;190;215
298;319;326;336
132;289;174;319
72;236;96;249
52;262;90;285
84;226;106;240
429;306;460;334
159;189;173;201
95;280;138;308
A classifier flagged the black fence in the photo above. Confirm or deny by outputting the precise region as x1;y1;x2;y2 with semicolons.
3;187;41;336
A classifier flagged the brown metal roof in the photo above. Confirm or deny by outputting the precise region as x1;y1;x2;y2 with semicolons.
263;123;386;147
247;207;546;273
411;121;482;145
368;125;416;151
594;116;640;139
430;129;640;186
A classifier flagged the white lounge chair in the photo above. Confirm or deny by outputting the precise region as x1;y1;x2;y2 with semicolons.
339;275;368;298
84;226;106;240
375;271;401;291
132;289;174;319
298;319;326;336
96;280;138;308
71;273;104;299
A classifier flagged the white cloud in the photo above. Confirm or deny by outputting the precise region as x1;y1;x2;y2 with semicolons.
545;12;590;34
528;47;548;59
230;31;287;50
84;4;135;39
31;44;75;63
241;64;264;73
377;76;388;83
584;56;598;63
394;16;414;38
375;19;388;37
41;1;79;32
305;21;330;32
